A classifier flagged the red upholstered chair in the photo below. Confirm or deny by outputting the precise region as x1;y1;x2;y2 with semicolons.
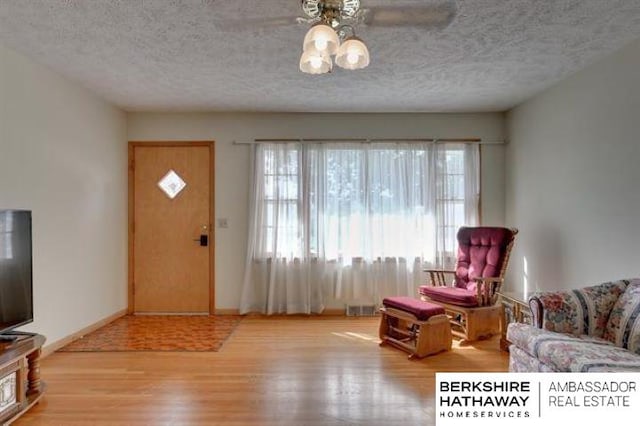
419;227;518;341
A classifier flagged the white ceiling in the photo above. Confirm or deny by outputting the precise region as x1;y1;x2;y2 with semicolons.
1;0;640;112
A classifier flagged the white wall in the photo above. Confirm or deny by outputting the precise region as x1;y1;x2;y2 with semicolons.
0;45;127;344
505;38;640;293
128;112;506;309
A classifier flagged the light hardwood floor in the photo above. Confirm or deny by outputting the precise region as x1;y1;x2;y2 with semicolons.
16;317;508;425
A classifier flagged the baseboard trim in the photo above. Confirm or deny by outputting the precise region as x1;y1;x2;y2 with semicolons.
320;309;346;316
41;309;127;358
134;312;208;316
214;309;241;315
242;309;347;317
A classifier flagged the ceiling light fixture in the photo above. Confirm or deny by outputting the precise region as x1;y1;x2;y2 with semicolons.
299;47;333;74
299;0;370;74
303;23;340;55
335;36;369;70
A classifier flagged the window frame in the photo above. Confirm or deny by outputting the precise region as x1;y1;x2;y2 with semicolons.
257;143;480;261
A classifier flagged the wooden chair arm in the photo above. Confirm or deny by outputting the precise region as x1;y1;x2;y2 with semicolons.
423;269;456;287
473;277;504;306
473;277;504;284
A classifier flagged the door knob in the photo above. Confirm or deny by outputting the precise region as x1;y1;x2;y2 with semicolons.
193;224;209;246
193;234;208;246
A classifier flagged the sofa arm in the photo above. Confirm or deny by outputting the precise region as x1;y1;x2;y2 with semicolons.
528;292;579;333
528;297;545;328
528;280;629;337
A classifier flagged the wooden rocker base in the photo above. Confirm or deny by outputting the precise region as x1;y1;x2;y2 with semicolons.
421;298;501;341
379;306;452;359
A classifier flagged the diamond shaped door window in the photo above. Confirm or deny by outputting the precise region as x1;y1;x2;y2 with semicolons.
158;169;186;199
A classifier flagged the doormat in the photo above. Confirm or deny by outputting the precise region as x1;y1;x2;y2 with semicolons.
58;315;243;352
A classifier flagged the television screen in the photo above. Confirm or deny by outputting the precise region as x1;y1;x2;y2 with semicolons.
0;210;33;334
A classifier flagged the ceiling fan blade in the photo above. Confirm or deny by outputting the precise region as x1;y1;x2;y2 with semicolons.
215;16;305;32
362;1;457;29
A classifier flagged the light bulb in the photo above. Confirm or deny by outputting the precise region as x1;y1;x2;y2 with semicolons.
309;56;323;69
315;38;328;51
347;52;359;65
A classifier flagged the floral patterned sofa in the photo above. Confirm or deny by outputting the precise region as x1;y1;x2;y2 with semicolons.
507;279;640;372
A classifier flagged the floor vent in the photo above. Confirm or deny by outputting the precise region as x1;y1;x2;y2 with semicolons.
345;304;379;317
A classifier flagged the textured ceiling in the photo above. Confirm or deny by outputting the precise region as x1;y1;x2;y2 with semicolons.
1;0;640;112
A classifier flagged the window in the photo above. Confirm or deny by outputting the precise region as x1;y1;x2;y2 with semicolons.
254;142;479;266
437;147;467;254
262;147;301;257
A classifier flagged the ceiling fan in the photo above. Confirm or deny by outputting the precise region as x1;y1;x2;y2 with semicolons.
297;0;458;30
299;1;457;74
216;1;458;74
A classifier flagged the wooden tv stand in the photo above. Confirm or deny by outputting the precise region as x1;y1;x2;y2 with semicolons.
0;333;45;425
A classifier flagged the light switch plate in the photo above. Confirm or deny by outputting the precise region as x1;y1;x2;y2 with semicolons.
217;218;228;228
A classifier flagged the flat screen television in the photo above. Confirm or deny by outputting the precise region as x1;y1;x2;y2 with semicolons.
0;210;33;334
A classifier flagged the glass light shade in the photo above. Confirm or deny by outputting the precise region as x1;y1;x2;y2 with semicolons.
335;37;370;70
299;47;332;74
303;24;340;55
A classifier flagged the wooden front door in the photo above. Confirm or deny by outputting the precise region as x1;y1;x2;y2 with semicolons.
129;142;214;313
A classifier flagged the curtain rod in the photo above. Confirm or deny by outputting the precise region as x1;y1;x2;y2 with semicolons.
232;138;505;145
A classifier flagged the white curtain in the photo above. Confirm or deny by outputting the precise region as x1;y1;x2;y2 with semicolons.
239;142;479;315
464;144;480;226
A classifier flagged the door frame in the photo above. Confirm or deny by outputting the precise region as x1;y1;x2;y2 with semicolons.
127;141;216;314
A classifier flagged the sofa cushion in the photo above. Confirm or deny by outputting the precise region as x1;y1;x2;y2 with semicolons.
537;338;640;372
419;286;478;307
507;323;640;372
604;279;640;354
507;322;614;357
509;346;557;372
533;279;628;338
